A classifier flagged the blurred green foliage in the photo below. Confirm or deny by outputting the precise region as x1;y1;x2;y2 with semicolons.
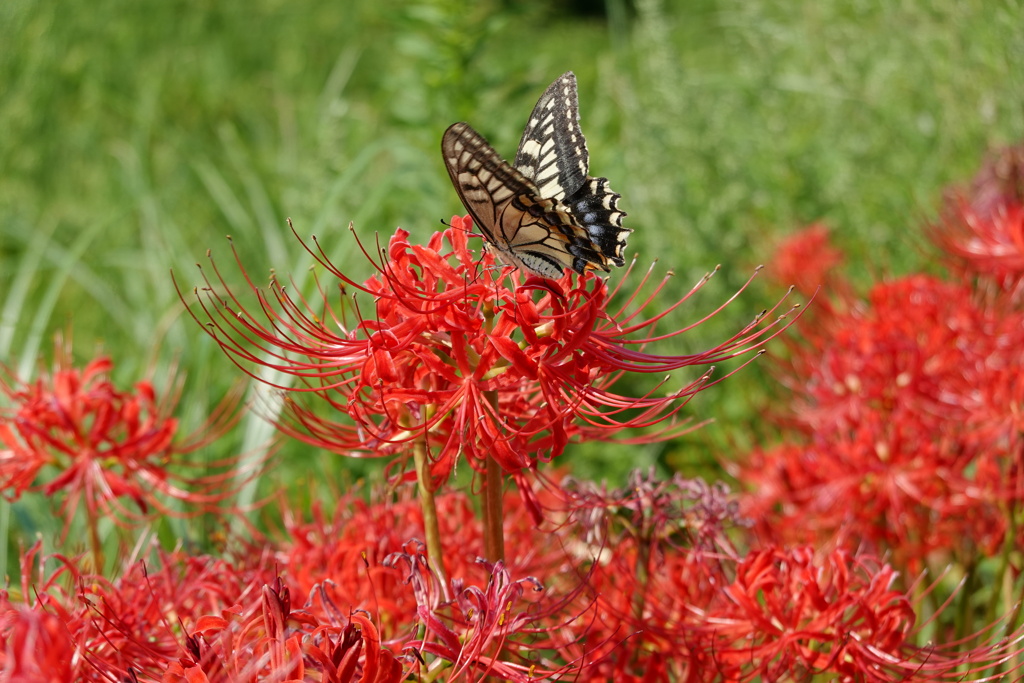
0;0;1022;557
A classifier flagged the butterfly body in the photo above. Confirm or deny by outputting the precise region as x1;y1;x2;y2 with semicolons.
442;71;630;279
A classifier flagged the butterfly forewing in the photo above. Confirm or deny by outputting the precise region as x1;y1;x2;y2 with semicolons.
442;122;535;237
443;122;601;278
513;72;589;201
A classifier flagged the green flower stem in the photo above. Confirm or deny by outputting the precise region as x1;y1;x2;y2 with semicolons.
414;431;450;595
86;503;104;574
483;389;505;563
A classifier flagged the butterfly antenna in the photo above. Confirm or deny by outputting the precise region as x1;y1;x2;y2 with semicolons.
441;216;485;239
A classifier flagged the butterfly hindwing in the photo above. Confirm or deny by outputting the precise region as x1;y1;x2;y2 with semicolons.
442;71;632;279
565;177;629;268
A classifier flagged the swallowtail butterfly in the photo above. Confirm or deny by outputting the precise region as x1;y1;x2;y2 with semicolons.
442;71;631;279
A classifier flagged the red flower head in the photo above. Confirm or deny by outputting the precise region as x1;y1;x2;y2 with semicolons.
0;600;75;682
388;551;565;682
934;199;1024;299
165;576;404;683
0;344;242;537
933;143;1024;300
184;217;794;482
740;273;1024;569
771;223;848;300
705;547;1023;682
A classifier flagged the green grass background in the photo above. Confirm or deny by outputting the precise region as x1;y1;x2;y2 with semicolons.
1;0;1022;565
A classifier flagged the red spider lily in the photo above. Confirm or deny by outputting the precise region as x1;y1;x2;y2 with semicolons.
181;216;794;481
169;542;579;682
275;475;732;681
165;577;404;683
0;542;284;681
712;547;915;679
273;479;585;635
0;347;244;538
705;546;1023;682
169;520;581;682
388;552;556;682
740;271;1024;568
770;223;851;307
744;216;1024;577
81;551;283;678
931;143;1024;300
0;544;88;681
934;198;1024;299
793;275;994;433
0;599;76;682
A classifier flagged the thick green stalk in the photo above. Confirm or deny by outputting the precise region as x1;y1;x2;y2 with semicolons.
414;432;450;593
480;299;506;563
483;389;505;563
86;504;104;573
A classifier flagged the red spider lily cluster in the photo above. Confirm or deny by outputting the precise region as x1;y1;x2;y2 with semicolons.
4;477;1019;682
739;144;1024;578
740;273;1023;567
530;472;1023;682
6;142;1024;681
183;215;787;481
0;347;242;541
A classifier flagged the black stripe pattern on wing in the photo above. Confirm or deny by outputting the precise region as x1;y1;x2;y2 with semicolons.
564;177;628;267
513;72;589;201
